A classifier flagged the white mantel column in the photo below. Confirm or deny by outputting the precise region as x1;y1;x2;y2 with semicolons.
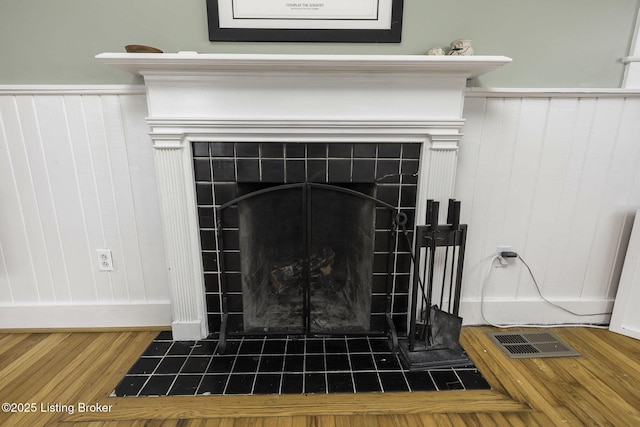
152;136;208;340
415;133;462;222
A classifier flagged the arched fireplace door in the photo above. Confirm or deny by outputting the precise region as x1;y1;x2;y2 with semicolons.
215;182;403;353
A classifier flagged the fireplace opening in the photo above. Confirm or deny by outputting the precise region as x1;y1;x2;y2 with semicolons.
232;182;376;334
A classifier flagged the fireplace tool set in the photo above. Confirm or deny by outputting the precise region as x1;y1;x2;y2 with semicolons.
393;199;470;370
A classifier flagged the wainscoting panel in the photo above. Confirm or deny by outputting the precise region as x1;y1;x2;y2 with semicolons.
2;87;640;328
458;93;640;325
0;88;170;328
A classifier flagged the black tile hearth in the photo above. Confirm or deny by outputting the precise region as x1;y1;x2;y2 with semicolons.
112;332;490;397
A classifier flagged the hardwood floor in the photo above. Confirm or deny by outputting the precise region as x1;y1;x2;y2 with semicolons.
0;326;638;426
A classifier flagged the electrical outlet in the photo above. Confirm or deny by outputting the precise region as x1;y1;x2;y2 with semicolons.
97;249;114;271
496;245;512;267
497;245;512;255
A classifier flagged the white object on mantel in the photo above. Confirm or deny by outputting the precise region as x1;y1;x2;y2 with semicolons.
96;53;510;340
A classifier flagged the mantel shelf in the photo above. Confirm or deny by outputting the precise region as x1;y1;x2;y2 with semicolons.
96;52;511;79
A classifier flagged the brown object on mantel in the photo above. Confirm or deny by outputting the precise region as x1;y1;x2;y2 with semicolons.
124;44;163;53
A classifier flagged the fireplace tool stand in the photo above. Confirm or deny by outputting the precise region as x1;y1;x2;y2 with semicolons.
396;199;471;370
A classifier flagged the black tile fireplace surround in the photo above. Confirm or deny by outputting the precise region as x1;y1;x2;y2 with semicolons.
193;142;421;339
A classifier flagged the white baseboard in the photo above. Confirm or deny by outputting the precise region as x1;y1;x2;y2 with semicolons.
459;298;614;326
0;303;172;329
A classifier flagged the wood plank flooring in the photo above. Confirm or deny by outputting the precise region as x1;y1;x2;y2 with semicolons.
0;326;638;426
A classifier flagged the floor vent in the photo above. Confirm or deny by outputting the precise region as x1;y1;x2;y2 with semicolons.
487;331;580;359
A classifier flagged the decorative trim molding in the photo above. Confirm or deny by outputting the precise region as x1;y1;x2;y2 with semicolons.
460;299;613;326
467;87;640;98
0;85;145;95
0;303;172;329
2;85;640;98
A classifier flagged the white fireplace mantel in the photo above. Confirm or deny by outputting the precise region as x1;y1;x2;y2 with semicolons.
97;53;510;340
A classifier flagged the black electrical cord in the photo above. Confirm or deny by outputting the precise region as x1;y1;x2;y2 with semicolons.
515;254;612;317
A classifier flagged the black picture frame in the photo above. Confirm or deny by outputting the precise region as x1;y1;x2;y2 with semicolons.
206;0;403;43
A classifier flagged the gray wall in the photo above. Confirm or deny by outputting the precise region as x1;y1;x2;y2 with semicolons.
0;0;638;87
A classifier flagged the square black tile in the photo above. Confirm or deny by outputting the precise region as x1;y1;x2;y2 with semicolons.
378;144;402;158
198;374;228;395
284;355;304;373
254;374;282;394
347;338;370;353
285;143;306;158
405;371;437;392
352;160;376;183
233;356;260;373
431;370;464;391
307;160;326;182
263;339;287;355
307;143;327;158
402;143;421;159
369;338;391;353
261;159;285;182
192;142;210;157
328;143;352;158
210;142;234;157
353;372;381;393
306;340;324;354
199;230;216;250
155;357;187;374
168;341;195;356
207;355;236;373
142;341;172;357
349;354;375;371
236;143;259;157
239;340;264;355
259;355;284;373
325;354;350;372
140;375;175;396
195;183;213;205
225;373;255;394
327;373;354;393
324;339;347;354
285;160;305;183
236;159;260;182
373;353;402;371
212;159;236;181
261;143;284;158
155;331;173;340
328;159;351;182
201;252;218;272
198;207;215;229
353;144;377;158
286;339;305;354
168;374;202;395
193;159;212;182
182;356;212;374
114;375;149;397
378;372;408;392
376;160;400;183
191;340;218;355
281;373;304;394
456;369;491;390
212;183;237;205
304;373;327;394
128;357;162;375
305;355;325;372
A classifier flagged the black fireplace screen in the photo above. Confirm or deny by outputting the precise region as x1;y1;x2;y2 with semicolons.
224;183;377;335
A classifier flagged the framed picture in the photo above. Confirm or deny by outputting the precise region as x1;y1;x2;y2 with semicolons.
206;0;403;43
